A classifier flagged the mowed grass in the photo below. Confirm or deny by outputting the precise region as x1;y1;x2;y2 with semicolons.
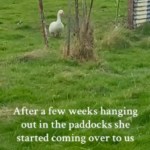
0;0;150;150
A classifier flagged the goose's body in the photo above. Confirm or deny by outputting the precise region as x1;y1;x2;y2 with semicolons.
49;10;64;37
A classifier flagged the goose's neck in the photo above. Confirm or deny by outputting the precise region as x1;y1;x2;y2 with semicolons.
57;13;61;22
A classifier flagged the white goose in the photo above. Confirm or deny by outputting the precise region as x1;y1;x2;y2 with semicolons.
49;10;64;37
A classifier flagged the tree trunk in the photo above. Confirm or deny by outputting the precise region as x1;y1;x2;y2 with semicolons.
38;0;48;48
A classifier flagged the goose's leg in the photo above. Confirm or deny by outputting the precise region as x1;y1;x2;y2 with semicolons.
54;33;57;37
56;32;61;37
50;32;55;37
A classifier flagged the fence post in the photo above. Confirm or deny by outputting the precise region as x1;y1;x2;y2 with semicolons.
128;0;134;29
66;0;71;56
38;0;48;48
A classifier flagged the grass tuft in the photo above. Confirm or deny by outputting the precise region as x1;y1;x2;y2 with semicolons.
138;37;150;49
100;26;131;50
135;22;150;36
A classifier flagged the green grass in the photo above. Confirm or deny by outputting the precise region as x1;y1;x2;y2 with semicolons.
0;0;150;150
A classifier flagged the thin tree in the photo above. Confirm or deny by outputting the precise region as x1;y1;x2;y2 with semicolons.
82;0;87;18
115;0;121;26
67;0;71;55
75;0;80;39
38;0;48;48
86;0;94;32
65;0;95;61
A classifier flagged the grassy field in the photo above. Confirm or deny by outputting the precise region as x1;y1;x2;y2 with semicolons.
0;0;150;150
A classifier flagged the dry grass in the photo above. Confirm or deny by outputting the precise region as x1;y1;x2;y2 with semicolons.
0;107;14;118
17;48;49;62
64;23;95;61
100;26;131;50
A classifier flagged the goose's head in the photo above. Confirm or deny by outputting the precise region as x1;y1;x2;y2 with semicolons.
58;10;64;17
